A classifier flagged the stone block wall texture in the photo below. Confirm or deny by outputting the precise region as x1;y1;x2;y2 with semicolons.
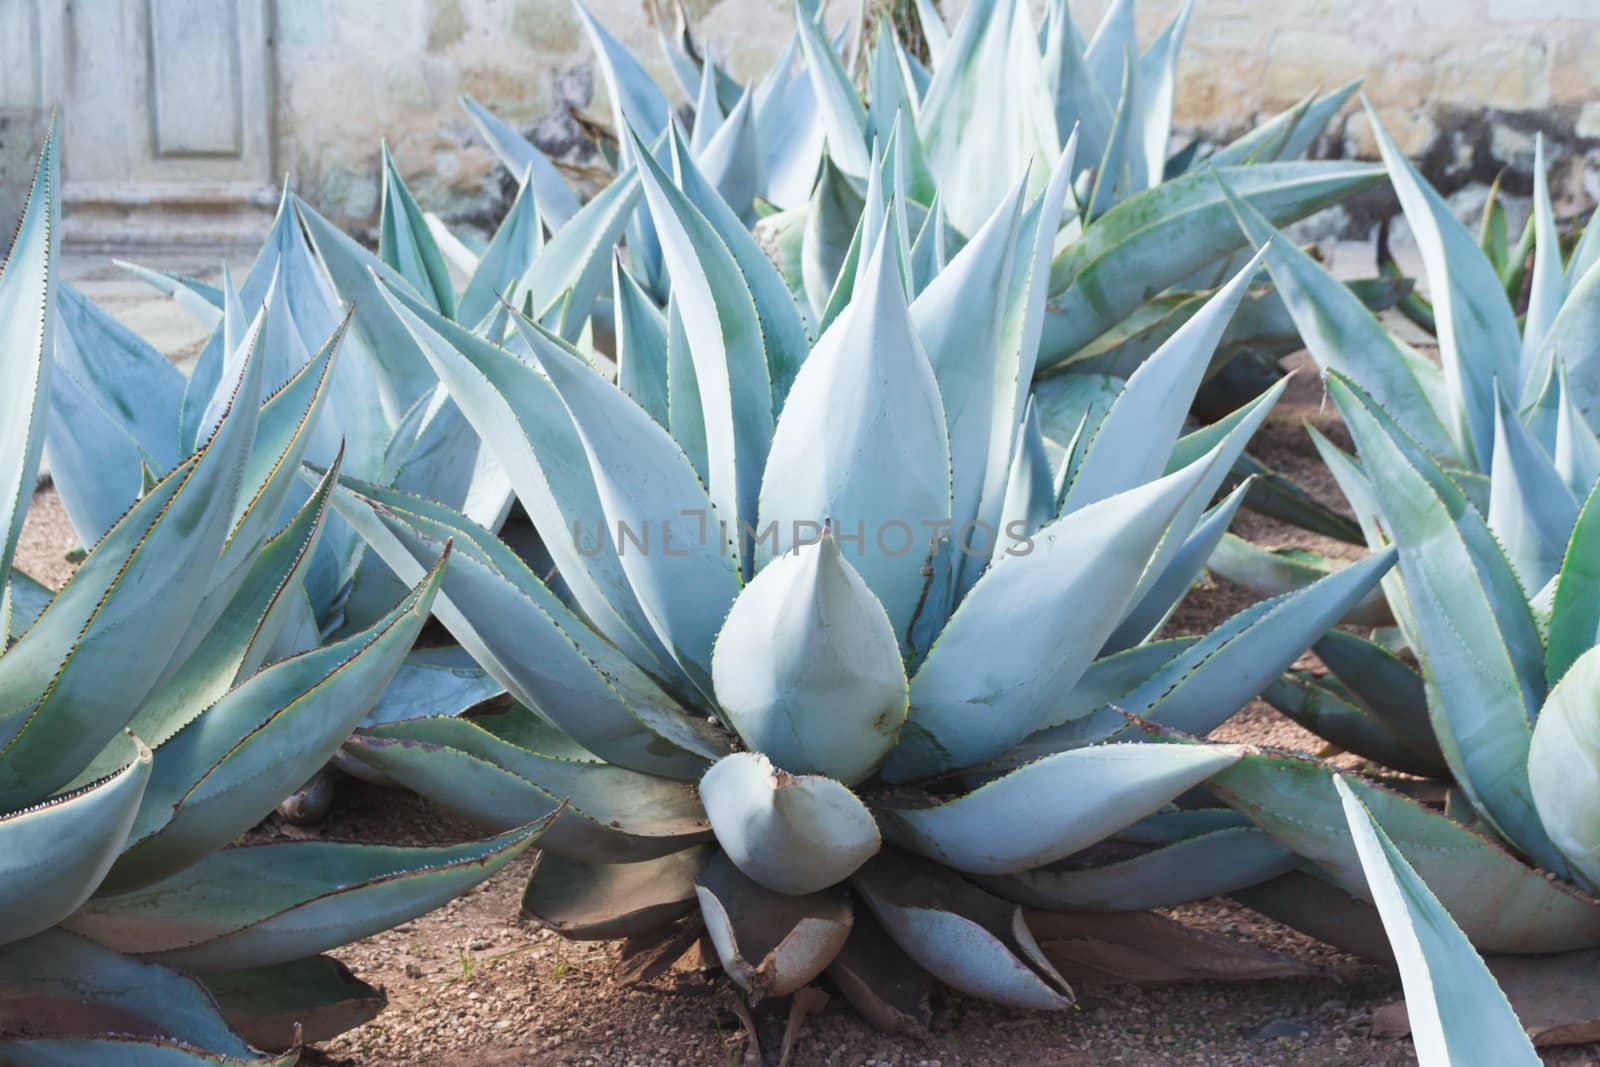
3;0;1600;240
260;0;1600;232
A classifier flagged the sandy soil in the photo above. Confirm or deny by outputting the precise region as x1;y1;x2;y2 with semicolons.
16;354;1600;1066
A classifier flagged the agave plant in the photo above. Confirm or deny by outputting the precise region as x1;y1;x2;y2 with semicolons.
1214;103;1600;573
313;107;1398;1023
0;129;552;1063
1174;362;1600;1046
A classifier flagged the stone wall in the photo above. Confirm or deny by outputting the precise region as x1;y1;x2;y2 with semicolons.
255;0;1600;236
3;0;1600;242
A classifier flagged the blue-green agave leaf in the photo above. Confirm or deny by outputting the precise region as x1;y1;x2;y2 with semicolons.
1335;776;1541;1066
326;475;724;778
1522;136;1565;377
887;450;1214;781
1207;749;1600;953
0;929;282;1064
1365;101;1519;469
345;720;710;862
978;825;1297;912
1104;479;1250;652
0;122;57;636
701;751;880;895
0;733;149;946
46;284;185;545
854;850;1072;1010
372;273;677;681
759;222;951;645
613;258;670;427
1489;383;1577;592
711;531;907;785
695;850;853;1000
68;820;550;972
1330;373;1562;872
1223;182;1459;461
378;144;455;318
794;0;870;177
98;549;446;893
881;742;1240;875
1040;161;1384;367
458;165;544;328
1546;482;1600;687
1064;253;1264;510
0;331;262;806
513;313;741;698
522;846;709;939
1529;645;1600;893
460;95;581;228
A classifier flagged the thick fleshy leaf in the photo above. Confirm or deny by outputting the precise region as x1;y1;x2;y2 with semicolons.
711;532;907;784
371;272;676;681
460;96;581;228
523;847;710;939
854;850;1073;1010
293;196;435;425
1265;672;1446;779
99;553;446;893
1098;548;1396;741
880;743;1240;875
360;646;503;728
631;128;775;571
1366;102;1520;468
1314;630;1442;769
326;476;723;778
203;955;384;1052
513;312;741;697
886;448;1213;781
760;223;951;644
90;455;344;776
0;123;57;627
979;825;1298;912
69;820;549;972
0;929;272;1062
794;0;869;177
826;908;933;1034
458;166;544;328
1530;646;1600;892
46;284;186;545
1489;383;1577;592
1105;480;1250;651
701;752;881;895
1207;749;1600;953
378;144;455;318
1336;776;1541;1066
1225;185;1459;461
1546;482;1600;687
613;258;670;427
695;851;853;1001
668;129;810;418
0;331;261;806
1330;373;1562;872
0;733;149;946
802;155;865;322
910;180;1026;543
1522;136;1565;375
917;0;1057;234
1039;162;1384;367
1204;534;1394;629
345;720;709;862
1063;254;1263;510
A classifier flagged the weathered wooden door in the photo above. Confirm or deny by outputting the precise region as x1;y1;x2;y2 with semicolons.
0;0;275;246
